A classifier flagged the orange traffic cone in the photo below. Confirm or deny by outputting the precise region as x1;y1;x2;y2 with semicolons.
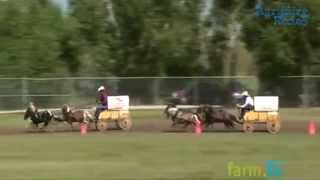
193;115;202;135
80;123;88;135
308;120;316;136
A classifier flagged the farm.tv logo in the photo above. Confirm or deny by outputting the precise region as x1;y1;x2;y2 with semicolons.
227;160;284;177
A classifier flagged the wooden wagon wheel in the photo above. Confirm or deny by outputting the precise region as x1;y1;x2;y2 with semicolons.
118;118;132;131
243;122;254;133
267;120;281;134
97;120;108;132
115;121;121;129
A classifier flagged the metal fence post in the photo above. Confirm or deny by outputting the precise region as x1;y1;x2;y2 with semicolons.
153;78;160;105
194;79;199;105
21;78;28;106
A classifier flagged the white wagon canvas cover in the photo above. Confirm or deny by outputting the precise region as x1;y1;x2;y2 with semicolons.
254;96;279;112
107;96;130;110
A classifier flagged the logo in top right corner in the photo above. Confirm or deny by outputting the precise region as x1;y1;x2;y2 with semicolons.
255;4;310;26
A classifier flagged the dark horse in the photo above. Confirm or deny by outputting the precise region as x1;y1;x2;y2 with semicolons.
61;104;95;130
24;102;54;129
164;104;200;128
197;105;242;128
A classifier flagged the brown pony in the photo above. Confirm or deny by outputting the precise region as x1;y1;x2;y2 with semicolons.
197;105;242;128
61;104;95;130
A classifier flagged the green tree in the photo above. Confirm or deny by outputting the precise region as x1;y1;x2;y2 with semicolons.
68;0;113;76
0;0;66;77
240;0;320;105
111;0;203;76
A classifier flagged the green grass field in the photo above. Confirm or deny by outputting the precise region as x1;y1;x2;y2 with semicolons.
0;108;319;180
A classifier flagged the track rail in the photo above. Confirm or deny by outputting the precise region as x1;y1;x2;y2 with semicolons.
0;105;223;114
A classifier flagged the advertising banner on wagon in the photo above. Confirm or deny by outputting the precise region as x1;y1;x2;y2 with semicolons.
108;96;130;110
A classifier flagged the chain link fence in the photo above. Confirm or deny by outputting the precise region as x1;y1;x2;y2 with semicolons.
0;76;318;110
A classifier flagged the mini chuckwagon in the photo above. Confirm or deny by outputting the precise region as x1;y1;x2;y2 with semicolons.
97;96;132;131
242;96;281;134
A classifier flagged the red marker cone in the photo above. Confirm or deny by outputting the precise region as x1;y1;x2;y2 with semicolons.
193;115;202;135
80;123;88;135
308;120;316;136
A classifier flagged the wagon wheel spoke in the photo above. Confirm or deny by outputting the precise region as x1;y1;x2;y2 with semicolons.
118;118;132;131
267;121;281;134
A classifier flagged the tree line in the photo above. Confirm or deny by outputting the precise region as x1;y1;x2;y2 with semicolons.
0;0;319;86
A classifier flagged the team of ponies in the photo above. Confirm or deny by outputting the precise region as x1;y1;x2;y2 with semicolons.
24;102;97;131
164;103;243;130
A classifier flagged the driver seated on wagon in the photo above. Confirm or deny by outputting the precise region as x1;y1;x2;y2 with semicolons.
95;86;108;119
237;91;254;120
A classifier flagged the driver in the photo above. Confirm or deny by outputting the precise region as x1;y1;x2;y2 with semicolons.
95;86;108;119
237;91;254;120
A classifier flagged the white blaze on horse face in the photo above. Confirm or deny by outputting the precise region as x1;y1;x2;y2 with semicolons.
168;107;178;116
66;106;70;113
47;110;52;117
193;114;201;123
30;104;36;112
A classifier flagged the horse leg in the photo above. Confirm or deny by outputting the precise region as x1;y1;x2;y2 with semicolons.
230;121;235;128
224;115;236;128
171;118;177;127
94;119;98;130
68;121;74;131
172;121;177;127
205;121;211;128
208;121;214;129
41;121;49;130
183;121;189;128
225;120;234;129
223;121;229;128
29;122;37;130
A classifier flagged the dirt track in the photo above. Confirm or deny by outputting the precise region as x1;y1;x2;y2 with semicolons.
0;120;308;135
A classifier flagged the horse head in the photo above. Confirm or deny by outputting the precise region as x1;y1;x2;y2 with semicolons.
62;104;71;116
197;104;211;114
196;105;205;119
164;103;178;120
24;102;37;120
164;103;175;119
